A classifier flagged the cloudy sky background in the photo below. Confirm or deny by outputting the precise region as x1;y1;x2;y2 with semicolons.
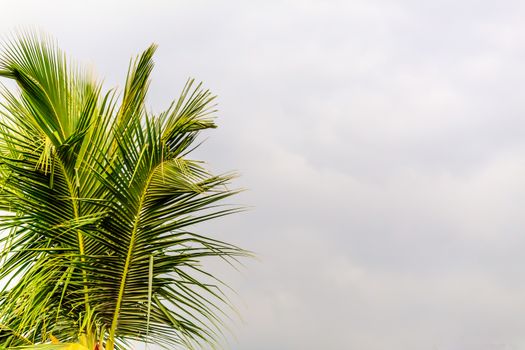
3;1;525;349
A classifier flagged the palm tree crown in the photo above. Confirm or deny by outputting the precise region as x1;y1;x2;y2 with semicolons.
0;32;247;350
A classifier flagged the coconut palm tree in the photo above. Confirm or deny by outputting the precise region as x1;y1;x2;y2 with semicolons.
0;32;247;350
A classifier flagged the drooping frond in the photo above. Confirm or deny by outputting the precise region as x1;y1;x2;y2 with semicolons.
0;32;248;350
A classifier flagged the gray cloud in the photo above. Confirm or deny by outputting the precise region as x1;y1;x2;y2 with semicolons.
3;1;525;349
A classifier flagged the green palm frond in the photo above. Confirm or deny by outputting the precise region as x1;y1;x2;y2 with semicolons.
0;32;248;350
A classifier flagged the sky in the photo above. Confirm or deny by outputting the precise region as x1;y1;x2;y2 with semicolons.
2;0;525;349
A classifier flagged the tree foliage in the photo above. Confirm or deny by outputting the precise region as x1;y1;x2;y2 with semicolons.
0;32;247;350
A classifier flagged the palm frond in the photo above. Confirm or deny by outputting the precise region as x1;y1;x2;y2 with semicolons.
0;32;249;350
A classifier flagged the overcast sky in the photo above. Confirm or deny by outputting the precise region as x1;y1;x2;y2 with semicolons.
3;1;525;349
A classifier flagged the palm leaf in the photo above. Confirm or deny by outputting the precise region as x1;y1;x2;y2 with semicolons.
0;32;249;350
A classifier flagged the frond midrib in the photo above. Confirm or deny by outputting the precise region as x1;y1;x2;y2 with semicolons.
106;166;156;350
54;150;91;315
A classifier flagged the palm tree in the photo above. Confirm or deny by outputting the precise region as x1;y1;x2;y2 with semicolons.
0;32;247;350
